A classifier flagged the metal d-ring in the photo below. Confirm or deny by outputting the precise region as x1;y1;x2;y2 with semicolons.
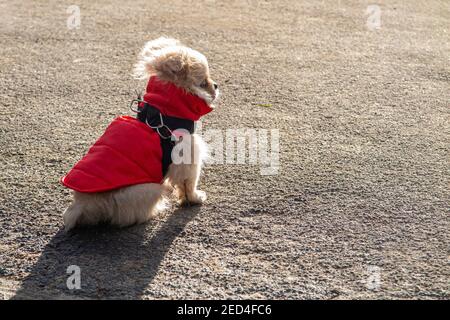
129;99;144;113
156;125;174;140
145;114;174;140
145;113;164;129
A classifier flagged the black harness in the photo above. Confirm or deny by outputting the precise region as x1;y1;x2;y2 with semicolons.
131;100;195;177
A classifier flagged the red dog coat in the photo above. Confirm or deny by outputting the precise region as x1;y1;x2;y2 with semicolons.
61;77;213;193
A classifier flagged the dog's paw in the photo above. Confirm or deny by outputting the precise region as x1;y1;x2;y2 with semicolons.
176;193;187;206
183;190;207;206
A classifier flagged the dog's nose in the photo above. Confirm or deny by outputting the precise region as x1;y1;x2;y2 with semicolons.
213;82;218;90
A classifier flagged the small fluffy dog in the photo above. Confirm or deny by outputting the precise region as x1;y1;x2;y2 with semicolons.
61;37;219;230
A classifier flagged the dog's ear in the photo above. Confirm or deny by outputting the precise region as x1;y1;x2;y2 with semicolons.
140;37;181;58
148;49;188;82
134;38;183;80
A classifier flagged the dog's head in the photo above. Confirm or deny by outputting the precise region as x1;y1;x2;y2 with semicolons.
134;37;219;106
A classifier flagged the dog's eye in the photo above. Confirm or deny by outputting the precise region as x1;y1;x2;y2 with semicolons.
200;80;208;88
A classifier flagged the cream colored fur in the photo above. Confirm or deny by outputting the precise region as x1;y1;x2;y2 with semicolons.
63;38;218;231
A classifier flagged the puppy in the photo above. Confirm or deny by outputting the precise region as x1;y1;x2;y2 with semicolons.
62;37;219;230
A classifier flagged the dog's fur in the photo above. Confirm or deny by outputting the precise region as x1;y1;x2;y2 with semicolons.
63;37;219;231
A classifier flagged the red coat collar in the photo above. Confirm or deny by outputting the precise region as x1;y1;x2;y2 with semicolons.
143;76;213;121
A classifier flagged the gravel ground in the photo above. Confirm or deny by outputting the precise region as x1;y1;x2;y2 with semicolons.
0;0;449;299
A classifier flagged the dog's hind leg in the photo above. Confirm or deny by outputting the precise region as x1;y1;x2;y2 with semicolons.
110;183;167;227
63;202;84;231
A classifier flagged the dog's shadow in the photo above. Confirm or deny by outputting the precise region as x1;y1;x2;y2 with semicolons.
12;206;200;299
